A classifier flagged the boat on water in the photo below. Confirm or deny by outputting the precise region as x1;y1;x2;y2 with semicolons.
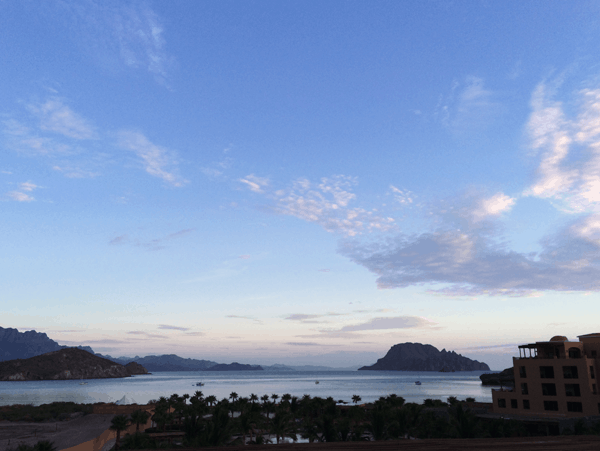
315;381;319;384
195;382;204;386
415;381;421;385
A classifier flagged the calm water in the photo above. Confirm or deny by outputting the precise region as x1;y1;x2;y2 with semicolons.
0;371;494;406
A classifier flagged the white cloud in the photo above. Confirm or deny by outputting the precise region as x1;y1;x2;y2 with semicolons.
471;192;516;221
239;174;269;193
5;181;40;202
340;209;600;296
7;191;34;202
525;83;600;212
18;182;38;192
272;175;395;236
389;185;414;205
28;98;96;140
117;130;186;187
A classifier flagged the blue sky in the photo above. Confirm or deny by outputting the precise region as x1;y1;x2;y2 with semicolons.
3;0;600;370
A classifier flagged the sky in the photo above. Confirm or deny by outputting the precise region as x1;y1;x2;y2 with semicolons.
3;1;600;370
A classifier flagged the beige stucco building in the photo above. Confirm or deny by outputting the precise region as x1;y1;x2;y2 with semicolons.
493;333;600;418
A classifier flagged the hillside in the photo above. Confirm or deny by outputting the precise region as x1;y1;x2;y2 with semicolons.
203;362;263;371
359;343;490;371
126;354;218;371
0;348;148;381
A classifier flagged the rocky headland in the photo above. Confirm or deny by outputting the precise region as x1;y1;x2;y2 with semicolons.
479;367;515;386
0;348;149;381
358;343;490;371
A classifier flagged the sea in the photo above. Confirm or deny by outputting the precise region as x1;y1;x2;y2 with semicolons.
0;370;495;407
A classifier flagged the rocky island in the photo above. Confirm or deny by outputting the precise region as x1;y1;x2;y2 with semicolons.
0;348;149;381
359;342;490;371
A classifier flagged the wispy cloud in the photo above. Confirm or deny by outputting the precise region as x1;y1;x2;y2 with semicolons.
117;130;187;187
436;76;501;135
5;181;40;202
240;174;269;193
339;316;438;332
286;342;322;346
56;1;174;84
108;228;194;250
127;331;169;339
244;175;395;236
158;324;190;331
285;312;346;324
525;82;600;212
28;98;97;140
226;315;263;324
389;185;414;205
6;191;35;202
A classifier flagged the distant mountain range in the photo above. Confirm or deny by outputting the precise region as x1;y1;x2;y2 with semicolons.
359;343;490;371
0;327;490;372
0;326;357;371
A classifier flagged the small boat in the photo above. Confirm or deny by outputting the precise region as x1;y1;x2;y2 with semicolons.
315;380;319;384
79;382;88;385
195;382;204;386
415;381;421;385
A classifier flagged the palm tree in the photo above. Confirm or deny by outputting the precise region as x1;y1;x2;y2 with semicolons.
271;393;279;404
110;415;130;450
194;390;204;400
230;391;239;403
206;395;217;407
352;395;361;405
270;410;296;444
249;393;258;404
130;409;151;433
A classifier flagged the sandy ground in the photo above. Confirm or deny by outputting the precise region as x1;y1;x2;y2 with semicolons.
0;414;114;451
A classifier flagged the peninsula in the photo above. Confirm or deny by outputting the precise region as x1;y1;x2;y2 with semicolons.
359;342;490;371
0;348;149;381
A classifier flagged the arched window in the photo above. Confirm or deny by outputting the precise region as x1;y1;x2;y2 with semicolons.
568;348;582;358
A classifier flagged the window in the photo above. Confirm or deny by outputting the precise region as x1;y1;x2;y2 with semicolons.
519;366;527;378
593;350;597;357
568;348;581;358
563;366;579;379
511;399;518;408
497;398;506;408
598;403;600;414
544;401;559;411
591;366;596;379
523;399;530;410
542;383;557;396
594;384;597;395
567;402;583;412
565;384;581;397
521;383;528;395
540;366;555;378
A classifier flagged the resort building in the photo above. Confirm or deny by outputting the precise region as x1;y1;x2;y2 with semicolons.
493;333;600;418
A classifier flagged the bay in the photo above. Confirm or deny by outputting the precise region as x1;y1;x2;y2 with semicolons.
0;370;494;406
